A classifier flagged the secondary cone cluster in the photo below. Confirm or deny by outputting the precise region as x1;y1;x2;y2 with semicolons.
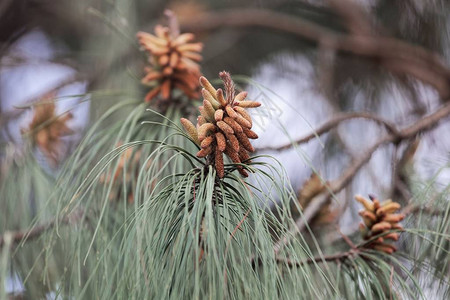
180;72;261;178
137;18;203;102
296;174;338;227
356;195;405;254
23;98;73;164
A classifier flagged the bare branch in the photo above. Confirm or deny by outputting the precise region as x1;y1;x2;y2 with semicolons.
332;102;450;193
0;221;59;248
328;0;373;35
402;204;446;216
256;112;398;151
0;74;86;127
275;249;357;267
180;8;450;98
336;225;357;250
275;102;450;253
254;248;361;268
0;210;82;248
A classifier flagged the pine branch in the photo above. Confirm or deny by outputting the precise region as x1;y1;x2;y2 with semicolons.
180;8;450;98
0;210;82;248
328;0;373;35
254;247;363;268
275;102;450;254
332;101;450;193
256;112;398;151
402;204;446;216
0;74;85;127
275;249;358;267
0;221;58;248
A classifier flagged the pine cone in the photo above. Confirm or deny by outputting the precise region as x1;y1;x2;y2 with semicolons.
23;97;73;164
180;71;261;178
356;194;405;254
137;19;203;102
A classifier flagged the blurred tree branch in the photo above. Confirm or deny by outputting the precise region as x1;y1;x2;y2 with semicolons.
180;8;450;98
328;0;373;35
0;220;60;249
256;111;399;151
274;101;450;254
252;249;358;268
0;74;86;128
0;209;82;249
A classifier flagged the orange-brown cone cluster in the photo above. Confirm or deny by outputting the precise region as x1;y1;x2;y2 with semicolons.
137;21;203;102
24;99;73;164
180;72;261;178
296;174;339;227
356;194;405;254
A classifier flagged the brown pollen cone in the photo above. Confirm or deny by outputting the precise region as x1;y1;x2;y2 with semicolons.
180;72;261;178
23;97;73;164
137;11;203;102
294;174;339;227
356;194;405;254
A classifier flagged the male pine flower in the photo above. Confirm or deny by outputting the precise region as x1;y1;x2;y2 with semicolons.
137;20;203;102
180;72;260;178
23;98;73;164
356;194;405;254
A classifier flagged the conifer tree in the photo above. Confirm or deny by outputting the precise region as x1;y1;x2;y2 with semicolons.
1;1;449;299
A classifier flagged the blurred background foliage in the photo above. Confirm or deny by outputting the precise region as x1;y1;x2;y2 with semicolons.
1;0;450;299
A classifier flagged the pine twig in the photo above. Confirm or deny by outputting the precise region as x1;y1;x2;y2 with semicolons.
0;74;85;127
328;0;373;36
0;221;58;248
401;204;445;216
0;209;83;248
275;249;358;267
256;112;398;151
275;102;450;254
180;8;450;98
253;248;362;268
336;225;357;250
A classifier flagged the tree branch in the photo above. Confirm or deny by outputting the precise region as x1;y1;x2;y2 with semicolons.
0;221;58;248
275;102;450;254
0;74;86;127
402;204;446;216
328;0;373;35
276;249;357;267
256;111;398;151
332;102;450;193
180;8;450;98
253;248;362;268
0;210;82;248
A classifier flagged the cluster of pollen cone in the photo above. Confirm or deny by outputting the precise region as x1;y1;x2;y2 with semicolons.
356;195;405;254
23;97;73;164
180;72;261;178
136;22;202;102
